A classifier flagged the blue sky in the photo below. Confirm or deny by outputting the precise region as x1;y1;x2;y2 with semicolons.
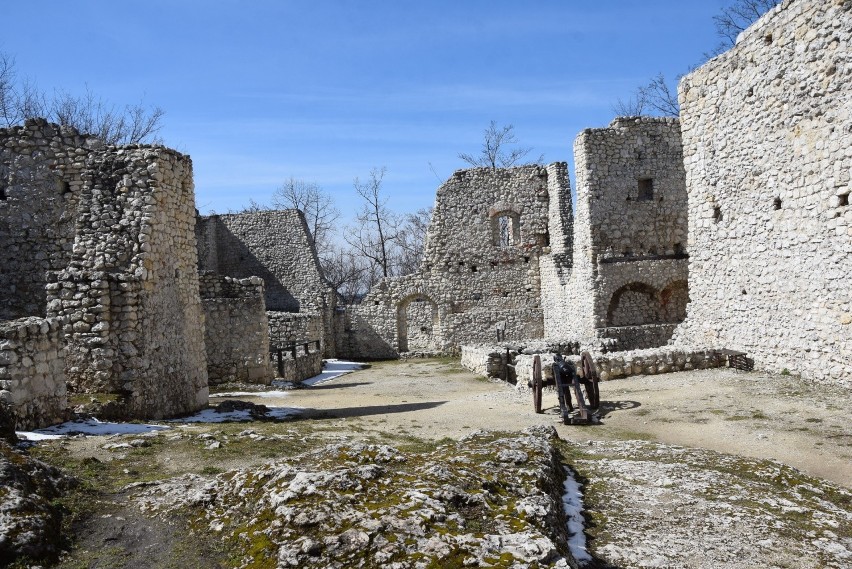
2;1;727;221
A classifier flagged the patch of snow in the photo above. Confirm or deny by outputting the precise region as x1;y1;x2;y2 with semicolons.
300;359;367;387
17;418;169;441
562;466;593;565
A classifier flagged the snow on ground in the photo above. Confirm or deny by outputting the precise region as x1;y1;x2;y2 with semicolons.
300;359;367;386
17;418;169;441
562;467;593;565
17;360;367;439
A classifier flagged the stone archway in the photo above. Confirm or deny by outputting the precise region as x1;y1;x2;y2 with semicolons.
606;282;660;327
660;280;689;323
397;294;439;352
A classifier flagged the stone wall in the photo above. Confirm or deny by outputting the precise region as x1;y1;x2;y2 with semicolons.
461;343;728;386
672;0;852;386
0;316;66;429
339;164;565;359
541;118;688;351
199;273;271;385
267;311;323;347
0;119;208;422
196;210;337;356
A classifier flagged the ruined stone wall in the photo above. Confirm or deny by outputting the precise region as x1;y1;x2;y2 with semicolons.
0;119;209;420
0;123;87;320
672;0;852;386
541;118;688;350
342;164;565;359
0;316;66;429
196;210;336;356
267;311;323;347
200;273;270;385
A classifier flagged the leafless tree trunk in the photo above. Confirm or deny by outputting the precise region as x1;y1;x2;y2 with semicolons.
346;167;400;280
271;177;340;258
396;206;432;275
458;121;543;169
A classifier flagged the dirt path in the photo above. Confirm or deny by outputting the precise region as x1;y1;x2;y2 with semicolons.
227;358;851;488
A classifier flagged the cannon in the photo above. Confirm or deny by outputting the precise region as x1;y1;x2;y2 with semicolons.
530;351;600;425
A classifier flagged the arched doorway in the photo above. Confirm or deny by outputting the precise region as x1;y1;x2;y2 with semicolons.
397;294;439;352
606;282;660;327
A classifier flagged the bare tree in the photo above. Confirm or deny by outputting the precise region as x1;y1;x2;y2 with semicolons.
613;73;680;117
320;244;371;305
0;51;164;145
613;0;780;117
345;167;401;280
707;0;781;57
271;177;340;257
458;121;543;169
396;206;432;276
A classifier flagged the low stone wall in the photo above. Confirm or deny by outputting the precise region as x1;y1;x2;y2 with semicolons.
267;311;323;347
597;324;679;352
0;316;67;429
459;344;506;378
200;274;271;386
269;342;323;383
461;343;729;387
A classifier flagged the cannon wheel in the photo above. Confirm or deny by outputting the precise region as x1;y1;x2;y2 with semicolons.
532;355;543;413
580;351;600;409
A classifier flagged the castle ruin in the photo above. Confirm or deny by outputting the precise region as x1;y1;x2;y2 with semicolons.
0;0;848;432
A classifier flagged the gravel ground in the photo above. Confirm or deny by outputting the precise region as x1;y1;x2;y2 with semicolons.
238;359;851;488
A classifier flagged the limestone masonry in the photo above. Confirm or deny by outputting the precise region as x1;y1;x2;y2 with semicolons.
0;119;208;427
671;0;851;386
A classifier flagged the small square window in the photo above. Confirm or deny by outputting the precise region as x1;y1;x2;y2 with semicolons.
839;192;850;207
638;179;654;201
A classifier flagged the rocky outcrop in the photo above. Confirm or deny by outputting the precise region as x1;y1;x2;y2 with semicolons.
0;441;75;565
133;426;584;568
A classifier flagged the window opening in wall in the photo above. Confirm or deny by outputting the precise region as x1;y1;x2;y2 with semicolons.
764;33;773;45
471;265;478;273
838;192;849;207
497;215;513;247
673;243;684;255
713;205;723;223
523;256;530;263
458;261;465;266
544;231;550;246
0;185;6;201
638;178;654;201
773;197;782;210
747;87;754;97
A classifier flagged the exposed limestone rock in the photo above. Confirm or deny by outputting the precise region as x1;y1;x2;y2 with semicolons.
132;427;583;568
0;441;75;565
